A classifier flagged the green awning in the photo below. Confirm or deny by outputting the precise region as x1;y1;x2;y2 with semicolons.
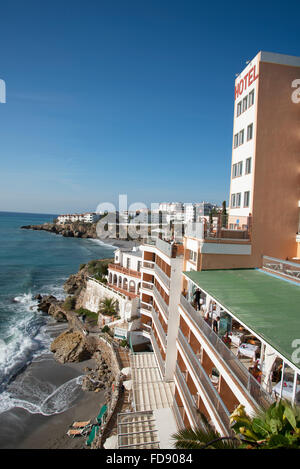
184;269;300;369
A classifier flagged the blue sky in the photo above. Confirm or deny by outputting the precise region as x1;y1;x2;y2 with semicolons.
0;0;300;214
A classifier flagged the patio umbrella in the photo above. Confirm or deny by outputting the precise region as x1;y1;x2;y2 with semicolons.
121;367;131;376
103;435;118;449
123;380;133;390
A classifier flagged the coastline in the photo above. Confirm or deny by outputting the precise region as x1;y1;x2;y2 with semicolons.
0;355;106;449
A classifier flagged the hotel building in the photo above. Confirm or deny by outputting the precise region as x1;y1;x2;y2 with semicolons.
229;51;300;265
113;51;300;448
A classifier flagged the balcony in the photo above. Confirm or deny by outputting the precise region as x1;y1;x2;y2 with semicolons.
178;330;231;435
153;285;169;320
179;294;273;410
175;364;205;429
107;283;138;299
263;255;300;281
142;260;155;270
140;301;152;313
172;399;185;430
141;281;154;293
154;263;170;289
150;331;165;377
108;263;141;279
185;222;250;242
151;307;167;348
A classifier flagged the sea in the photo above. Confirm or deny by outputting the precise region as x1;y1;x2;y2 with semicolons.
0;211;115;424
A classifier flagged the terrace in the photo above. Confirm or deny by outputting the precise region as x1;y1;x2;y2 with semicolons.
182;268;300;407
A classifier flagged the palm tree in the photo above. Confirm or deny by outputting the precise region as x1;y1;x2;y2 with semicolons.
172;413;239;449
172;401;300;449
98;297;119;317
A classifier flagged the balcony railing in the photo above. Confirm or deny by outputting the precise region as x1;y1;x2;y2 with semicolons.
142;260;155;269
150;331;165;377
180;295;273;410
263;255;300;281
151;307;167;347
172;398;185;430
178;330;231;435
108;263;141;278
141;281;154;292
154;263;170;289
140;301;152;312
175;364;205;429
184;222;250;242
153;285;169;319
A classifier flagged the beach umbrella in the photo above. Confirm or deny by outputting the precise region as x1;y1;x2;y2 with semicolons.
123;380;133;390
121;367;131;376
103;435;118;449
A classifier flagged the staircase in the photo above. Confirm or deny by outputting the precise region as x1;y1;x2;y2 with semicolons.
117;411;160;449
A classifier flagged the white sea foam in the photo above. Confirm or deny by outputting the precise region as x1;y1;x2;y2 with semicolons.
0;376;83;416
0;292;51;391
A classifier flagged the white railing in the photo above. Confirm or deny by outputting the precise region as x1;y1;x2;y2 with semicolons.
154;263;171;289
150;331;165;377
153;285;169;319
151;307;167;347
263;256;300;281
180;295;273;410
178;329;231;435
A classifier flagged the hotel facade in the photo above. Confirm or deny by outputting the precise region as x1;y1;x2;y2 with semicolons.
107;51;300;448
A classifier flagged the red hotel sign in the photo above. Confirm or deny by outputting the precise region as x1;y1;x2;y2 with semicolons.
235;65;259;100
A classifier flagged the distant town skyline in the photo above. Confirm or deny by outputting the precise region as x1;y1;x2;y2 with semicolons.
1;1;300;214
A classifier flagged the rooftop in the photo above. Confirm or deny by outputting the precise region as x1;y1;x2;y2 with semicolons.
184;269;300;369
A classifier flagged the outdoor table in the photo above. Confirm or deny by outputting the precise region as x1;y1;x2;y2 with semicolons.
229;330;244;347
238;343;258;360
272;381;300;402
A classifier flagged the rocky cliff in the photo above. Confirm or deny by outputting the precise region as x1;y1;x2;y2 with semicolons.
21;221;98;239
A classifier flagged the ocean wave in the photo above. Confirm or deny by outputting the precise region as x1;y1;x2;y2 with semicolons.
89;238;117;250
0;292;51;392
0;376;83;416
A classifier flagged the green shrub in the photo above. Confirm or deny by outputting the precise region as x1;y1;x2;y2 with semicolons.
75;307;98;321
101;325;110;333
119;339;128;348
79;263;86;270
63;296;76;311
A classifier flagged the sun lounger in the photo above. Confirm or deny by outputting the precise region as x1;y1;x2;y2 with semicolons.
71;420;91;428
67;427;91;438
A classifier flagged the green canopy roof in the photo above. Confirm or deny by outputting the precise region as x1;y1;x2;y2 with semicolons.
184;269;300;369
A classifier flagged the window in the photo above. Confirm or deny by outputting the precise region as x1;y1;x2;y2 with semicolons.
236;193;241;208
243;96;248;112
245;157;252;174
237;101;242;117
189;250;197;263
231;194;236;208
249;90;254;107
239;129;244;146
244;191;250;208
237;161;243;177
234;133;239;148
137;261;141;272
247;123;253;141
232;163;237;178
126;258;130;269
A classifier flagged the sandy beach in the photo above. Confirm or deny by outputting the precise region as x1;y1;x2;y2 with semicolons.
0;356;106;449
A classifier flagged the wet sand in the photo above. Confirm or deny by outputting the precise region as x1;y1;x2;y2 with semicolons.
0;357;106;449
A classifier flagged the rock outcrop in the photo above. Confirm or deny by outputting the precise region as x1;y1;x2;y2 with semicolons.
50;330;92;363
37;295;67;322
21;222;98;239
